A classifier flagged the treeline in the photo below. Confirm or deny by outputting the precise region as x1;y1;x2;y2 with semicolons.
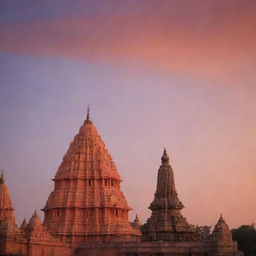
232;224;256;256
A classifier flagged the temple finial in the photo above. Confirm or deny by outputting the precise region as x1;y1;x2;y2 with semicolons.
161;147;169;164
86;105;90;121
32;209;38;218
0;171;4;184
83;105;93;125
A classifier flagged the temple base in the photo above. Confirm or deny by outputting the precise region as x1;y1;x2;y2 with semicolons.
75;241;243;256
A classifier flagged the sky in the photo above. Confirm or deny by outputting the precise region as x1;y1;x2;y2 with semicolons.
0;0;256;228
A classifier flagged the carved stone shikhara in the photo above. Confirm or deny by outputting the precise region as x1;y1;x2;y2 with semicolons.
142;148;197;242
0;111;243;256
43;111;140;246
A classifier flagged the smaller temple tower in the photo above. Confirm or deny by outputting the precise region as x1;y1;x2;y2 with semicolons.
24;210;71;256
212;214;233;242
0;172;26;255
203;215;242;256
211;214;241;253
132;214;141;230
20;218;27;233
142;149;197;241
0;172;14;220
0;173;71;256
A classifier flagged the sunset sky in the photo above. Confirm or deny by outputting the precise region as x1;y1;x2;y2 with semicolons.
0;0;256;228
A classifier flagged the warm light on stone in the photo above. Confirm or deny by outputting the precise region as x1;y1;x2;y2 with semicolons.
0;112;243;256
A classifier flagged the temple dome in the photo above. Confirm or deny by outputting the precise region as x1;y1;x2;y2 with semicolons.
212;215;233;242
28;210;42;228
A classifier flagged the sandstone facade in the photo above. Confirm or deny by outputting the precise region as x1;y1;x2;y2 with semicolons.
0;110;243;256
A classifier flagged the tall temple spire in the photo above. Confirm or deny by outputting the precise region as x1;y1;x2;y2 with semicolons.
142;149;196;241
43;111;140;247
149;148;183;211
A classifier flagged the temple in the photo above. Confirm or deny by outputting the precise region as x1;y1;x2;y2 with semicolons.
0;172;71;256
42;108;140;246
0;110;242;256
141;148;196;241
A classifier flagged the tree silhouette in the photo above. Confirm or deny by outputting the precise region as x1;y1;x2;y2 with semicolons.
232;224;256;256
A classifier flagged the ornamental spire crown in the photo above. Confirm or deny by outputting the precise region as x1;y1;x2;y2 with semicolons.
84;105;92;125
161;148;169;164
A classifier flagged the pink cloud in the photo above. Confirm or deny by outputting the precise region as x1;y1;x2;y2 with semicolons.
1;5;256;80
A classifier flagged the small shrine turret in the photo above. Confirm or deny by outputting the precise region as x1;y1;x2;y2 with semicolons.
132;214;141;229
212;214;233;242
0;172;14;220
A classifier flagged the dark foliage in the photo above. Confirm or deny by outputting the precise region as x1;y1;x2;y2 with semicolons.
232;225;256;256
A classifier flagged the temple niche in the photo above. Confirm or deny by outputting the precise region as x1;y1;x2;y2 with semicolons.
0;109;243;256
